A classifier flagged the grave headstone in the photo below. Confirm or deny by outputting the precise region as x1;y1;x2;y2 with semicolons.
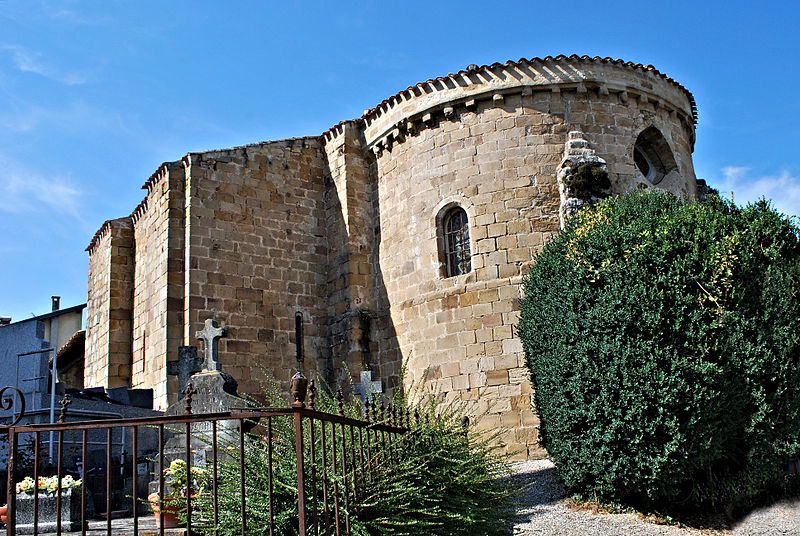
152;320;254;495
166;346;203;399
353;370;383;403
195;318;226;372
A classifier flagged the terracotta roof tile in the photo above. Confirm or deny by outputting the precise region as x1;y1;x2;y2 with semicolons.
338;55;697;137
85;220;114;253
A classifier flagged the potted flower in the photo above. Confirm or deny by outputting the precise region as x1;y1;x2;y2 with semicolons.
13;474;85;532
147;459;210;528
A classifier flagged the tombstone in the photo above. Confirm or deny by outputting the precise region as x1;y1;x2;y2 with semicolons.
152;319;252;495
166;346;203;399
164;319;241;418
353;370;383;404
195;318;226;372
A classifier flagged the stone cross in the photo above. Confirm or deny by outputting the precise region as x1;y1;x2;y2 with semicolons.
167;346;203;398
195;319;227;372
353;370;383;404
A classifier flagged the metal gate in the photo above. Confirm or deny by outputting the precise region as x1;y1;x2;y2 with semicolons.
1;374;410;535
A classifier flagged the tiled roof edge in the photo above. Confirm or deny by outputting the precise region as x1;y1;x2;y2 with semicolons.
322;55;697;139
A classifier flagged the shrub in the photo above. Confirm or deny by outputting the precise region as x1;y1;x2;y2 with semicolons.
188;385;513;535
568;164;611;201
356;394;513;536
519;191;800;509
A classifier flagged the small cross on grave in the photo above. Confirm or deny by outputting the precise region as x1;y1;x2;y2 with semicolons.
167;346;203;399
353;370;383;404
195;318;227;372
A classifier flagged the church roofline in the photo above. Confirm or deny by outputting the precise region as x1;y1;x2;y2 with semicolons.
374;55;696;123
321;55;697;142
86;56;697;256
86;217;132;253
180;136;322;164
86;219;115;253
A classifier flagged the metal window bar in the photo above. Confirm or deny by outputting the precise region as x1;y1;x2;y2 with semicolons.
445;208;471;276
306;415;316;536
131;426;138;535
80;429;87;536
212;419;219;536
239;416;247;536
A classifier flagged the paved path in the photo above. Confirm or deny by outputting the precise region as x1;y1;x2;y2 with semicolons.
512;459;800;536
18;460;800;535
13;516;187;535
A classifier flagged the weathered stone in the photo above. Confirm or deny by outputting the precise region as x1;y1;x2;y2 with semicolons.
166;346;202;397
15;489;93;534
84;56;699;460
195;319;226;372
353;370;383;403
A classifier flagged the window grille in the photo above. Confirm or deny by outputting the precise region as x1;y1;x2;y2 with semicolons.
444;207;471;277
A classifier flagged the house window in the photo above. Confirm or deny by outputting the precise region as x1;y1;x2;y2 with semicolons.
443;207;471;277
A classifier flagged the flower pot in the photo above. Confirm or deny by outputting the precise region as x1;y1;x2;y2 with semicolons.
14;489;87;533
147;492;182;529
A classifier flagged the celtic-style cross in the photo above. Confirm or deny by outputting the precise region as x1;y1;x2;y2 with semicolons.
195;319;227;371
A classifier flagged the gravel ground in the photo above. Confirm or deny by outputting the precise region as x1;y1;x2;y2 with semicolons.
511;459;800;536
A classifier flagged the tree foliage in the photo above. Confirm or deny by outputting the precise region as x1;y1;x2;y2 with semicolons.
519;191;800;508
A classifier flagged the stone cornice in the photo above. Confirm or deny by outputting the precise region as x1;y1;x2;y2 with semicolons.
86;219;114;254
355;56;697;154
85;217;131;254
87;56;697;257
140;160;183;192
130;197;148;225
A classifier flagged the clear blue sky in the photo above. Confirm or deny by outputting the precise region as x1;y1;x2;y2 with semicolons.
1;0;798;322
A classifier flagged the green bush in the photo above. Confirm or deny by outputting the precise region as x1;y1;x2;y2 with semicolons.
188;386;513;535
568;164;611;201
355;395;513;536
519;191;800;509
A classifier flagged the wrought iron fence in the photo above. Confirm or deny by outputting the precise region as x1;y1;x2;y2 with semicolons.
0;374;411;535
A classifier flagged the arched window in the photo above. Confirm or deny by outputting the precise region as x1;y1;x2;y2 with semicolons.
632;126;678;185
443;207;471;277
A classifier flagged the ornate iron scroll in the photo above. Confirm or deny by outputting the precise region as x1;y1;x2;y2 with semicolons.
0;385;26;428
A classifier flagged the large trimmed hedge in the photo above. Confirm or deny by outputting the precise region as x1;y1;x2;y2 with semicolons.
519;191;800;508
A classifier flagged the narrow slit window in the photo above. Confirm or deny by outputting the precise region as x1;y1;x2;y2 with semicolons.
295;312;304;363
444;207;471;277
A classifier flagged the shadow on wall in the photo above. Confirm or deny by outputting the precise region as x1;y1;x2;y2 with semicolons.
321;134;403;397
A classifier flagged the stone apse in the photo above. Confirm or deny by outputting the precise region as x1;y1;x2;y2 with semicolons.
84;55;698;460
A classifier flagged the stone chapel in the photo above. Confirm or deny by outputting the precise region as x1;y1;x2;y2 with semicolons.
84;55;699;460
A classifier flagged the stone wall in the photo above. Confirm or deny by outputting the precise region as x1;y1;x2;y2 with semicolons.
84;55;699;458
85;218;133;388
367;94;562;459
355;58;697;460
182;139;329;398
322;123;380;387
131;163;185;407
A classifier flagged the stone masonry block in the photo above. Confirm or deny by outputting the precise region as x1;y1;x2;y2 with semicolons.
486;370;509;386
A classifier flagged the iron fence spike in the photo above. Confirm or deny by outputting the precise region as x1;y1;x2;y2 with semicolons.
57;394;72;423
308;378;317;410
336;389;345;416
